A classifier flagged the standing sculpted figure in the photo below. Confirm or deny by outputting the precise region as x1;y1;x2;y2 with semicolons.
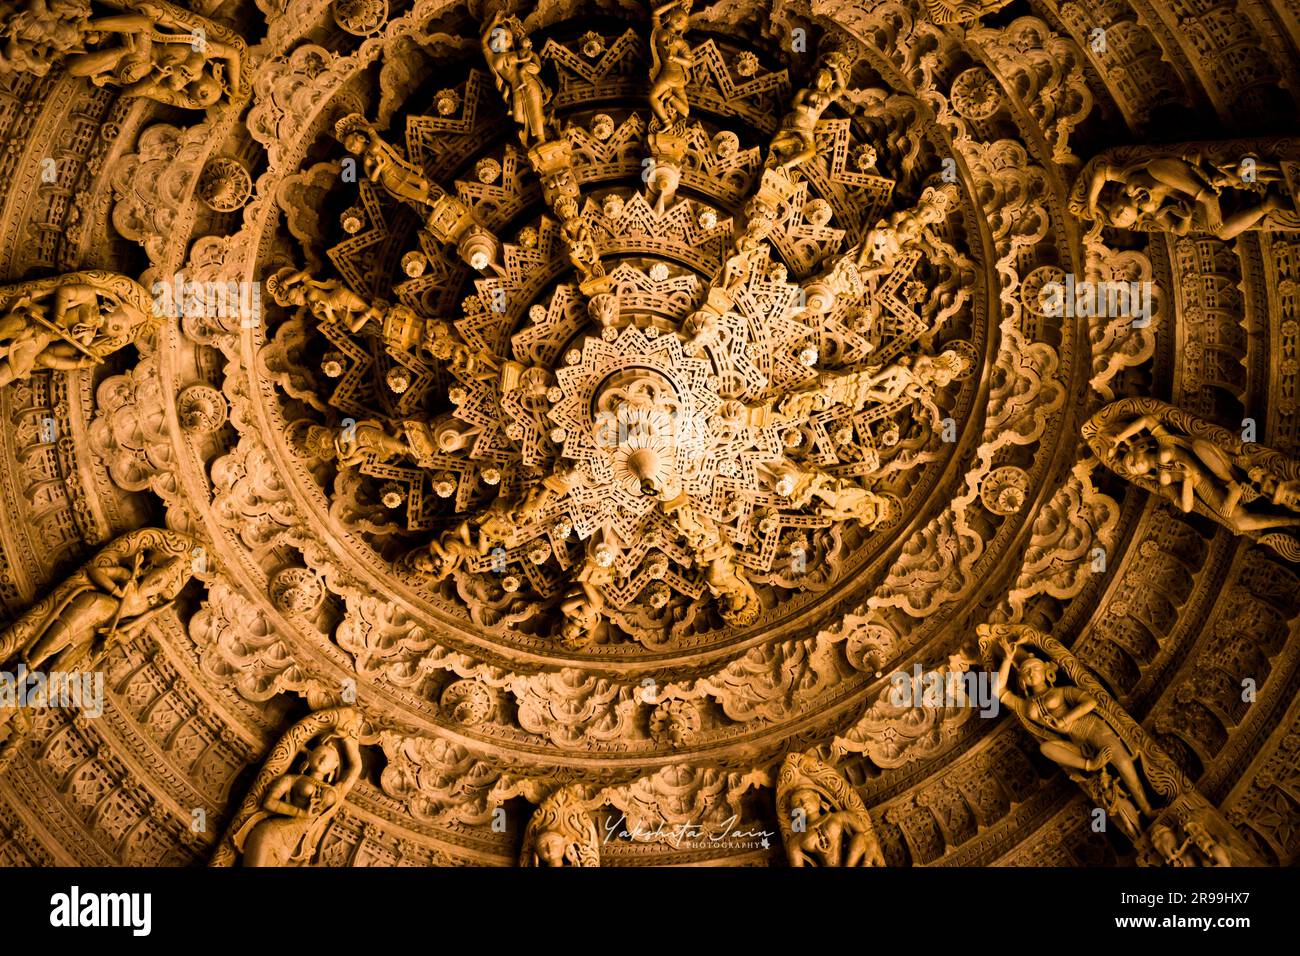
856;184;956;277
427;320;500;380
301;419;414;468
410;501;517;583
759;462;892;528
482;11;550;147
411;524;479;582
994;638;1154;815
779;350;965;433
335;113;438;209
266;267;385;333
781;350;964;415
648;0;691;129
702;545;760;626
859;350;965;400
554;543;615;648
211;707;364;866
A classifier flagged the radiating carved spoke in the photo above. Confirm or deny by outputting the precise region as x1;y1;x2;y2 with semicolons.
483;11;605;290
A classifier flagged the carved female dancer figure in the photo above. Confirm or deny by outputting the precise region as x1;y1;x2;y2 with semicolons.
993;636;1155;817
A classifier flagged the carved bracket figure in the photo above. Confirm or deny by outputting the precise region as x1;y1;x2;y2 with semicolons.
519;784;600;866
1070;139;1300;239
0;526;198;674
980;623;1180;839
0;0;249;109
0;270;157;387
0;527;199;769
977;622;1259;865
1083;398;1300;560
776;752;885;866
210;706;364;866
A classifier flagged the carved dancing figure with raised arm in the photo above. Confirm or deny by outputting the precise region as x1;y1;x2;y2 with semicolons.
648;1;691;129
768;55;848;173
988;628;1156;819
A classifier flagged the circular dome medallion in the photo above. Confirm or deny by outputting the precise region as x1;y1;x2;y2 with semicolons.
245;11;993;680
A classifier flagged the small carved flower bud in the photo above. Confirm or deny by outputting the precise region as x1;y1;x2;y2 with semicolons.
341;206;365;234
435;89;460;116
321;352;346;378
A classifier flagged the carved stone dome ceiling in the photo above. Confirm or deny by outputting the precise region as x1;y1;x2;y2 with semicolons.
0;0;1297;869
